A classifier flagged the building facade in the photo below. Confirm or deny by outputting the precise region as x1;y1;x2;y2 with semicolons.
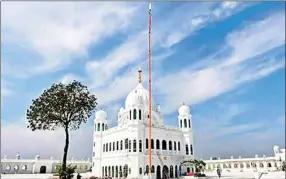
0;154;91;174
92;69;195;178
204;145;286;172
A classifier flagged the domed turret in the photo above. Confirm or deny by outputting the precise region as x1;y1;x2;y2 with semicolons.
178;103;190;115
35;155;40;160
95;110;107;120
16;153;20;160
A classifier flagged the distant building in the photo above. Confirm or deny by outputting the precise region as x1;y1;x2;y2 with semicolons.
92;69;195;178
204;145;286;172
0;154;91;174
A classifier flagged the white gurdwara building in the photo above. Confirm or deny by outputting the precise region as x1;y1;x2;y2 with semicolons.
92;69;194;178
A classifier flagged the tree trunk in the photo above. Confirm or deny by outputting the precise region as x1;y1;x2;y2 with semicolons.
62;125;69;178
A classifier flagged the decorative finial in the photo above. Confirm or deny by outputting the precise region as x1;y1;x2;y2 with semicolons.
138;68;142;83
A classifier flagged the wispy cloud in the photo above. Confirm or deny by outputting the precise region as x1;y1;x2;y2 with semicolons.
85;2;252;106
154;11;285;115
2;2;141;78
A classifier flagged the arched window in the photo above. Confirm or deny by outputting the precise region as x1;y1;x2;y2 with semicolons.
169;141;172;150
106;143;109;152
146;138;148;149
240;163;244;168
133;140;137;152
151;165;154;173
129;140;131;152
103;144;105;152
95;124;97;131
162;140;167;150
186;145;189;155
139;110;142;120
97;123;100;131
102;166;104;177
190;144;193;155
139;167;143;174
129;110;131;120
180;120;182;128
109;142;111;151
105;166;107;177
151;139;154;149
174;141;177;151
188;119;191;128
246;163;250;168
112;166;114;177
21;165;27;171
228;164;231;168
113;142;115;151
184;119;187;128
116;141;119;150
139;140;142;152
156;139;160;149
116;166;118;178
119;166;122;177
102;123;105;131
267;163;272;168
259;163;264;168
175;166;178;178
125;139;128;149
133;109;137;120
178;142;181;151
120;140;123;150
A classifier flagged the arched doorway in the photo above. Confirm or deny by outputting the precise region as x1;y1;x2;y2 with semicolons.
162;165;169;179
40;166;46;173
156;165;161;179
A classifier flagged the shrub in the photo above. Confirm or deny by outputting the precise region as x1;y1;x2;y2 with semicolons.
194;173;206;177
56;164;76;179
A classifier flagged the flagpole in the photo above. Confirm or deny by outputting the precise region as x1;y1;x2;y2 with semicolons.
148;2;152;179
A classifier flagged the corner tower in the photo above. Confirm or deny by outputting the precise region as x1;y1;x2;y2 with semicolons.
178;103;194;159
92;109;108;176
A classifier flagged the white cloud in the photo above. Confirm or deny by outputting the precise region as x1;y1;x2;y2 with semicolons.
153;11;285;115
162;2;249;48
84;2;248;104
2;2;141;77
223;12;285;66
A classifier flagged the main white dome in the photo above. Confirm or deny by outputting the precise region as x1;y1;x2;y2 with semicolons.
125;83;155;109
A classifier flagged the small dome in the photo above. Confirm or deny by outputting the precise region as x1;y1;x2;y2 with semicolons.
95;110;107;120
119;107;124;113
178;104;190;115
125;83;155;109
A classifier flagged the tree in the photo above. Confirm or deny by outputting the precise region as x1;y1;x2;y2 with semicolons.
181;159;206;174
27;81;97;179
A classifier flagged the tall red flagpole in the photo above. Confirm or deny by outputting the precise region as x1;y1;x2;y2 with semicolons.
148;2;152;177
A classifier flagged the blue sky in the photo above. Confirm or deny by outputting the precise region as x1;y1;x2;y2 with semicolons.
1;2;285;160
